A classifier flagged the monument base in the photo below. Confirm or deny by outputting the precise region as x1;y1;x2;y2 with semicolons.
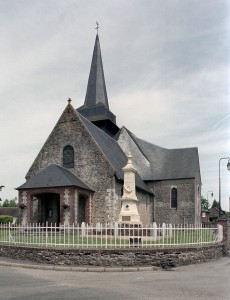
117;213;142;224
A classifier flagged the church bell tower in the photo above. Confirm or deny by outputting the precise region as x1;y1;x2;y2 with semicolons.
77;30;119;137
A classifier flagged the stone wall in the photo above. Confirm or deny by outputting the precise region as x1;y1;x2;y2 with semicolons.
227;221;230;250
148;179;196;224
217;219;229;248
23;104;115;224
18;187;92;225
194;168;202;224
136;190;153;225
0;208;19;218
0;244;226;269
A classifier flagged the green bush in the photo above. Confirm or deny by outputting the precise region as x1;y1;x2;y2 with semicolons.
0;215;14;224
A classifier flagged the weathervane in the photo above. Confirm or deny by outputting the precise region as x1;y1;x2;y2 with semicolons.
95;21;99;34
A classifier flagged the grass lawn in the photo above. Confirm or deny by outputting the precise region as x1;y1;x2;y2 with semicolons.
0;228;217;248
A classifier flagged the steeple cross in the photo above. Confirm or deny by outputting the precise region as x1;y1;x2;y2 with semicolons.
95;21;99;34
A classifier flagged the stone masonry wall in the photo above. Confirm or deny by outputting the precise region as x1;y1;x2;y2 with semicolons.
136;190;153;225
24;104;115;223
0;244;226;268
227;221;230;250
18;187;92;225
148;179;196;224
194;163;202;224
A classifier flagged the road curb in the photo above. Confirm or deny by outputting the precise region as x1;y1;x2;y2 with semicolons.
0;260;161;272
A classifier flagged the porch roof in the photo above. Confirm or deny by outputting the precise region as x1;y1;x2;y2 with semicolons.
17;164;94;192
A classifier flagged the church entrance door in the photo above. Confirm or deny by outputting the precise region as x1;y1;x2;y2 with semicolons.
40;193;60;225
78;195;87;224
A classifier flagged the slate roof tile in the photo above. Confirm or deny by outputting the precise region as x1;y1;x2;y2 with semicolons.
17;164;94;191
123;129;199;180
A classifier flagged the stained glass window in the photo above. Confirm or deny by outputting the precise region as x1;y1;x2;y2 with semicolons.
63;145;74;169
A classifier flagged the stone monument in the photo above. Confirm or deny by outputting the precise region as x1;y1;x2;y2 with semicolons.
118;153;141;224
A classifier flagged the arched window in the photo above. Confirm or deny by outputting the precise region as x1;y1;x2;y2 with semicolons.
171;187;177;209
63;145;74;169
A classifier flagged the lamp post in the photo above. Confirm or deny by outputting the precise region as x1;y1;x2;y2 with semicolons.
0;185;4;204
207;190;213;206
219;157;230;217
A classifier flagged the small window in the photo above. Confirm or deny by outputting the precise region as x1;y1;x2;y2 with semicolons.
63;145;74;168
171;187;177;209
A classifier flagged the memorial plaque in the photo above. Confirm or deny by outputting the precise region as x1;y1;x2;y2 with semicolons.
122;216;131;222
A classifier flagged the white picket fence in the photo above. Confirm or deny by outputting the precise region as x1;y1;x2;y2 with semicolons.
0;222;223;249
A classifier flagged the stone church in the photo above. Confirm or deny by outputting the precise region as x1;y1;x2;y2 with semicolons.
17;33;201;225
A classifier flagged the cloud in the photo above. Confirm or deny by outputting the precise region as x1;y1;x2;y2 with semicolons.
0;0;229;210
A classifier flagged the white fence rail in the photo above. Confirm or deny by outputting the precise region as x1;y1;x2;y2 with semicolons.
0;222;223;249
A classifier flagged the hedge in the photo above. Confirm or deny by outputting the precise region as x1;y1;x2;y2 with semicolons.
0;215;14;224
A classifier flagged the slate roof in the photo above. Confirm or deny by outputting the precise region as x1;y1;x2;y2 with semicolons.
83;34;109;109
78;112;151;194
77;34;118;128
118;127;200;181
17;164;94;191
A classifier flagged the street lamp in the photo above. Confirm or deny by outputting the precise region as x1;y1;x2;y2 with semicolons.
0;185;4;206
219;157;230;217
207;190;213;205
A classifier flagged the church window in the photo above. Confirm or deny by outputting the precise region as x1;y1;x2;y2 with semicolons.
171;187;177;209
63;145;74;169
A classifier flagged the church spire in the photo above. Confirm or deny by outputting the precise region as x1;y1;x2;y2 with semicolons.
77;29;120;137
84;33;109;109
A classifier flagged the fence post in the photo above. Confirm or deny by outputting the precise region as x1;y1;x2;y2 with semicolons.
81;222;86;236
162;223;166;247
45;221;48;248
114;222;118;237
151;222;157;239
96;222;101;232
217;224;223;242
8;223;11;245
162;223;166;237
169;224;173;237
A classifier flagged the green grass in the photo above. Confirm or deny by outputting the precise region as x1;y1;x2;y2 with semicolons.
0;228;217;248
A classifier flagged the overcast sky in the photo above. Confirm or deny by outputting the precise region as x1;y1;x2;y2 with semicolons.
0;0;229;210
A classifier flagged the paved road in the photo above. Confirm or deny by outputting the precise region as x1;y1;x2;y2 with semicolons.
0;257;229;300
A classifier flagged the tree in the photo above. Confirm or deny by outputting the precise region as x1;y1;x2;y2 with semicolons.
201;196;209;210
1;198;18;207
211;199;220;209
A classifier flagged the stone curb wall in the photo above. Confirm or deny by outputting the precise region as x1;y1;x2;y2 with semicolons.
0;244;226;269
